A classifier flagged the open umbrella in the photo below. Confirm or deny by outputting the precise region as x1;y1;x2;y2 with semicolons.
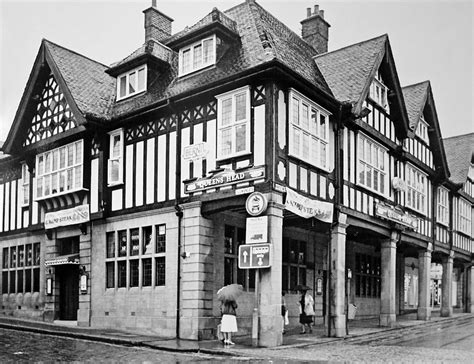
293;284;311;291
217;283;243;302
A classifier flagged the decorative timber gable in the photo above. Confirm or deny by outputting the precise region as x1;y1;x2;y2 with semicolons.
23;73;78;146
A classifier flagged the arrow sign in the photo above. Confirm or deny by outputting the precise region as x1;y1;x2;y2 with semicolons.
243;251;248;263
238;243;271;269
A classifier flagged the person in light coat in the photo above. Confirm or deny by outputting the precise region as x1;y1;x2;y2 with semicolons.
299;289;314;334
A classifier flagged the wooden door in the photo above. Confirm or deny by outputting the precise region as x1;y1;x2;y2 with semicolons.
58;265;79;320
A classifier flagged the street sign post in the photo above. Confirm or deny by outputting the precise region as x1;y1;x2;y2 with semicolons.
238;243;271;269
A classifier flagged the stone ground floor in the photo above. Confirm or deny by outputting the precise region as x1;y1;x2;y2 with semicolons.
1;195;473;347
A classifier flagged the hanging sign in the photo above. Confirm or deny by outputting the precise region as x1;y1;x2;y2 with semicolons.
184;166;265;194
375;202;418;229
285;188;333;223
245;192;268;216
44;204;90;229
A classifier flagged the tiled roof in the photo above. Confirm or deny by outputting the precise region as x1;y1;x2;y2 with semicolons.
443;133;474;185
402;81;429;131
314;34;387;105
110;0;331;118
44;40;116;119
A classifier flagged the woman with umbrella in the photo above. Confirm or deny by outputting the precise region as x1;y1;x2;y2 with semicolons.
295;284;314;334
217;284;242;345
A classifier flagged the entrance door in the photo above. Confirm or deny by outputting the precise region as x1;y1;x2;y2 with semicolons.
58;265;79;320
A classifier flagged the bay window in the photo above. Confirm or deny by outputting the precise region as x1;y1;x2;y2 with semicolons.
35;140;83;199
288;90;330;170
357;133;387;195
216;86;251;159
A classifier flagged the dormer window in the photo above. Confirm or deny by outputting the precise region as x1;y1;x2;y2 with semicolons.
415;117;429;143
117;65;147;101
369;71;389;112
178;35;216;76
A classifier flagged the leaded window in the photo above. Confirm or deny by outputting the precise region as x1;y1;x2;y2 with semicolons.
357;133;387;195
2;243;40;295
179;36;216;76
406;164;427;214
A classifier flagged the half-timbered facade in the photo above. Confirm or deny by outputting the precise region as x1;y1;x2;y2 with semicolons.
0;0;472;347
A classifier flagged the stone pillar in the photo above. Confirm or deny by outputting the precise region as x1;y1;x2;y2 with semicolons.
466;266;474;313
258;193;283;347
380;231;398;327
180;201;215;340
77;232;92;327
440;252;454;317
329;213;347;337
417;245;432;320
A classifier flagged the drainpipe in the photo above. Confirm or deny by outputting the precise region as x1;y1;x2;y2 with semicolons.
175;203;183;339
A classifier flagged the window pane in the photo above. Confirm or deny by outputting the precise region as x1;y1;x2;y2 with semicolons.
235;124;246;153
44;175;50;196
130;228;140;256
10;271;16;293
10;247;16;268
51;172;58;194
106;232;115;258
38;155;44;175
119;76;127;98
220;128;232;156
156;225;166;253
18;246;24;267
143;226;153;255
193;44;202;69
112;134;121;157
156;257;165;286
235;93;246;121
221;98;232;126
106;262;115;288
203;38;214;63
302;104;309;130
118;261;127;288
59;147;66;169
224;225;235;254
67;169;73;190
33;268;40;292
182;49;191;74
74;166;82;188
52;150;58;171
129;260;139;287
59;171;66;192
110;160;120;182
320;142;327;168
137;68;146;91
292;128;300;155
67;144;74;166
292;98;299;125
25;269;32;292
18;270;24;293
3;248;8;268
118;230;127;257
319;114;327;139
75;142;82;164
33;243;40;266
302;133;309;159
45;153;51;173
224;257;234;286
143;258;152;286
128;72;136;94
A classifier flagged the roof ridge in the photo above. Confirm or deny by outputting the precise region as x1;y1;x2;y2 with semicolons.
402;80;430;90
314;34;387;59
443;132;474;140
43;38;110;69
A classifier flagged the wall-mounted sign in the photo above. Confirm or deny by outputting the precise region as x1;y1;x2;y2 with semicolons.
184;166;265;194
238;243;271;269
375;202;418;229
44;204;89;229
285;188;333;223
245;192;268;216
392;177;407;192
182;142;209;161
246;216;268;244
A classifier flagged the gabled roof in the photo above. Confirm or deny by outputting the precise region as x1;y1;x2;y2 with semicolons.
402;81;450;180
444;133;474;185
3;39;116;154
314;34;409;137
402;81;429;132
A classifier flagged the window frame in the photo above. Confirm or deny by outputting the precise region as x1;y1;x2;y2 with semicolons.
216;86;251;160
107;129;124;186
415;117;429;144
178;35;216;77
458;198;472;235
281;237;307;292
2;243;40;295
437;187;449;226
405;164;427;214
116;64;147;101
356;133;388;197
21;163;30;206
35;140;84;200
355;253;381;298
369;71;389;112
288;89;331;171
105;224;166;290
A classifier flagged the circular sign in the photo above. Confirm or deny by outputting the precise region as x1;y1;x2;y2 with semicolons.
245;192;268;216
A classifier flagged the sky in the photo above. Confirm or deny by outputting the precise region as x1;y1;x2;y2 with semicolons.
0;0;472;143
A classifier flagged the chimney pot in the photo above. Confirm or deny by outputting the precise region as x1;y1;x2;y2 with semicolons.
152;0;157;7
319;10;324;19
301;4;330;54
307;8;312;17
314;5;319;14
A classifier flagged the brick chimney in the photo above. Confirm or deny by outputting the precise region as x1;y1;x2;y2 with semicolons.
143;0;173;43
301;5;330;54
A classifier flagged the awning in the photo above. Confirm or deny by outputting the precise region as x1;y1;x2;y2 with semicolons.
45;254;80;266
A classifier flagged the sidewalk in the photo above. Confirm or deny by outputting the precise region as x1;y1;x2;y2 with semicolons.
0;312;472;357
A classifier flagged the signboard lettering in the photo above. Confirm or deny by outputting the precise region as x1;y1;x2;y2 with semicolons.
285;188;333;223
44;204;90;229
184;166;265;193
182;142;209;161
375;202;418;229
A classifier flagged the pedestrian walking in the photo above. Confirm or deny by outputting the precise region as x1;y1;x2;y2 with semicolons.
281;291;289;334
297;286;314;334
220;299;238;345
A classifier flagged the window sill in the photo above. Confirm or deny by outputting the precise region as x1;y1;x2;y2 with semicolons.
107;181;124;188
287;153;330;174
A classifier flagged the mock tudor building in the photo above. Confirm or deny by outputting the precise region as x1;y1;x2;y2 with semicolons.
0;0;472;347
